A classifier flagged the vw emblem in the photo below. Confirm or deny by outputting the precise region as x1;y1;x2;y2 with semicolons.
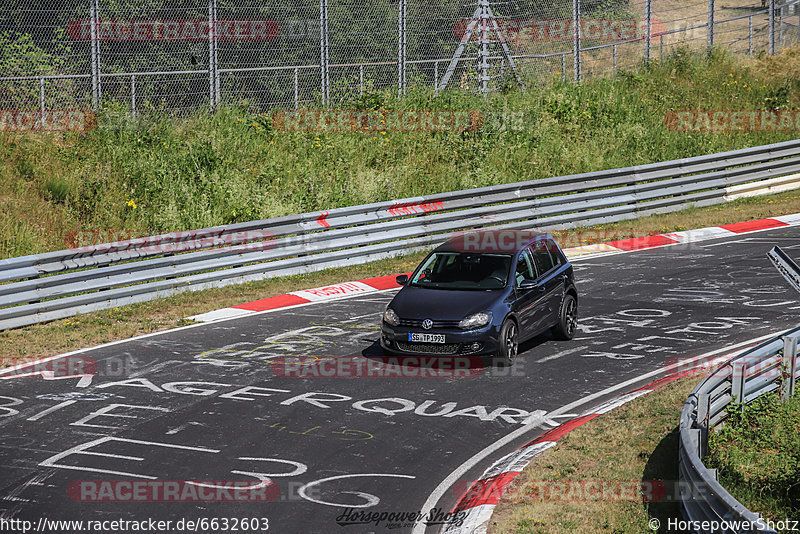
422;319;433;330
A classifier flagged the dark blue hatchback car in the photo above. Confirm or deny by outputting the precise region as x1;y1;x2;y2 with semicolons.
380;230;577;365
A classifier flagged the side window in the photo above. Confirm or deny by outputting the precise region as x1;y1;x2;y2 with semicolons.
532;240;555;276
546;239;562;266
515;250;536;287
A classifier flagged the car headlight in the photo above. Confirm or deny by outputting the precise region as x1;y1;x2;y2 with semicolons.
383;308;400;326
459;311;492;330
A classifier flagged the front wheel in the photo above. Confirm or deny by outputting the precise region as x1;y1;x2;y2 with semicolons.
494;318;519;367
551;293;577;341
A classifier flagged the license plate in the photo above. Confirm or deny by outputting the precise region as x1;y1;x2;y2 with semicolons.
409;333;446;343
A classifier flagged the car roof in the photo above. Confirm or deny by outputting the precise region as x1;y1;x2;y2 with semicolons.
435;229;552;254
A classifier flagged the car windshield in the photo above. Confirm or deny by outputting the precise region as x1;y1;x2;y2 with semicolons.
409;252;512;290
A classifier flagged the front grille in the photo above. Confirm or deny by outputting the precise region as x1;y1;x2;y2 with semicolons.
399;319;461;329
396;342;460;355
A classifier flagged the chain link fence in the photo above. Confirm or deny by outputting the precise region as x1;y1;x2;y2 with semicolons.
1;0;799;115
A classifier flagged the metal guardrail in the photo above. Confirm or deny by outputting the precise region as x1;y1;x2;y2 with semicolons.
1;138;800;330
679;325;800;533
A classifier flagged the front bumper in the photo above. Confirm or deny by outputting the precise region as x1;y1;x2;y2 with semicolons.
380;323;500;356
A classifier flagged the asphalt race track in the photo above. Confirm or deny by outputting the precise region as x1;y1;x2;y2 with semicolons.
1;226;799;534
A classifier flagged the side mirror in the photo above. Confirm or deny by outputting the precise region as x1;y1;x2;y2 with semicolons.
519;279;539;291
396;274;409;286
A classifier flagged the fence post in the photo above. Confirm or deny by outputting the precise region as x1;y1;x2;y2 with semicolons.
645;0;651;62
613;44;617;73
573;0;581;82
90;0;100;110
479;0;490;94
359;64;364;95
779;5;784;49
708;0;715;47
294;68;299;110
397;0;407;95
320;0;329;106
749;15;753;55
769;0;775;54
208;0;217;109
782;335;798;401
39;77;45;130
131;75;136;120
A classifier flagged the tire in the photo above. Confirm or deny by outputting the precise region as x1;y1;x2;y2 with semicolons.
551;293;578;341
494;318;519;367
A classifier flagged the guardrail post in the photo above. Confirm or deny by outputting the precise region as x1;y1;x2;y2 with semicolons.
782;335;798;401
696;392;710;429
731;360;746;407
696;393;710;456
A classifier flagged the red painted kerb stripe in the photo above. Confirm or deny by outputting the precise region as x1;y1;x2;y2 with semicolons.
719;218;788;234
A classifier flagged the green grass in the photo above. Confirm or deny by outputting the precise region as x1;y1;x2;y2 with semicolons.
1;46;800;258
705;392;800;522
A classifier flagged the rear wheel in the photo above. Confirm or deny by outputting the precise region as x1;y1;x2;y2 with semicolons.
494;319;518;367
551;293;577;340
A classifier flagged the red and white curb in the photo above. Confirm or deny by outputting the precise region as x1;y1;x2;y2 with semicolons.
188;213;800;323
187;274;405;322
